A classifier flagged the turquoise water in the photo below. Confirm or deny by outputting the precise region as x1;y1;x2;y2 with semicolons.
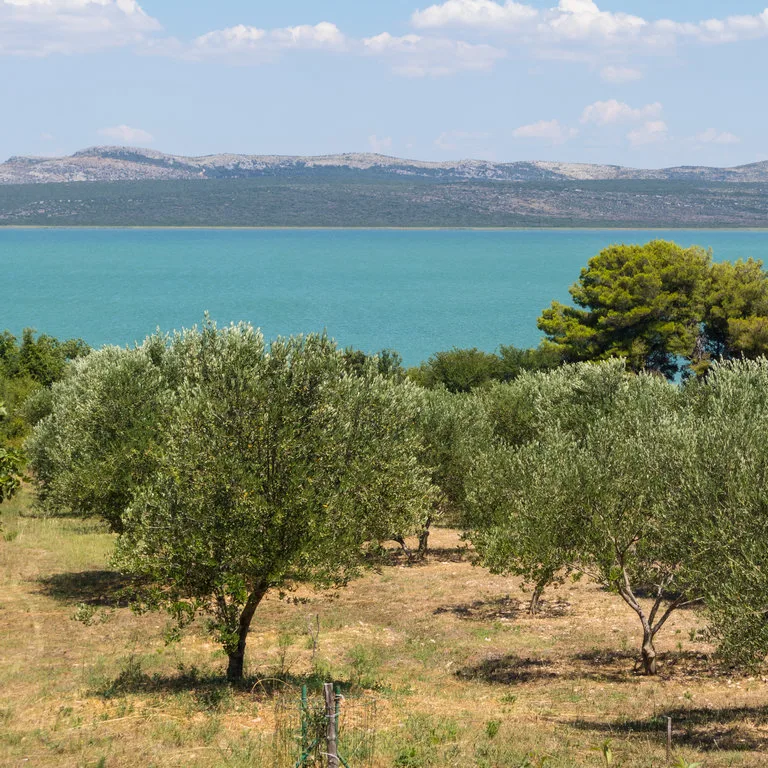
4;228;768;366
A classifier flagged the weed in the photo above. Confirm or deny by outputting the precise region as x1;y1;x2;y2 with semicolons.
273;631;296;679
196;716;222;745
591;739;614;766
94;655;151;698
390;714;461;767
348;643;383;690
672;758;702;768
305;613;321;661
72;602;112;626
193;685;233;713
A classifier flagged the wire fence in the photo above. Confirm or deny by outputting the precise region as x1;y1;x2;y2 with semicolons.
268;684;377;768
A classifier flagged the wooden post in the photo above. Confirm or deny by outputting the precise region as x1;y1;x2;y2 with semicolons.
666;716;672;764
324;682;339;768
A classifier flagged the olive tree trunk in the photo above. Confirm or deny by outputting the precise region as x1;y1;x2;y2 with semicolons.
616;570;699;676
528;581;546;616
416;516;433;560
226;584;270;682
641;626;658;676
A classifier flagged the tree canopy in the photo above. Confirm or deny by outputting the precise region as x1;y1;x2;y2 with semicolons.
0;400;25;505
30;321;432;679
409;345;562;393
538;240;768;378
677;360;768;668
466;362;704;673
0;329;90;445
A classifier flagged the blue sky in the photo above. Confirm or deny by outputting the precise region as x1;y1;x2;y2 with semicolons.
1;0;766;168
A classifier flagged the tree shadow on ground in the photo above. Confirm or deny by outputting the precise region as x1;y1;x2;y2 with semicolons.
378;545;473;568
37;569;134;607
434;595;570;622
90;658;355;702
569;704;768;752
572;649;722;681
457;650;723;686
457;654;559;684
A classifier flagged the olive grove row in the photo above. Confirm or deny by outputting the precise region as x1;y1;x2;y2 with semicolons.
23;318;768;680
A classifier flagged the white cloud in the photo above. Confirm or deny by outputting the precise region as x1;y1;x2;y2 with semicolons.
692;128;741;145
98;124;154;144
410;0;768;49
368;135;393;153
434;130;491;151
192;22;346;57
654;10;768;45
194;25;266;50
156;19;504;77
512;119;577;144
412;0;537;30
600;65;642;83
363;32;505;76
627;120;668;147
581;99;662;125
545;0;647;42
0;0;161;56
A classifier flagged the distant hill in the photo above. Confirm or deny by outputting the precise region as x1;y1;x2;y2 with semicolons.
1;146;767;228
3;145;768;185
2;176;767;228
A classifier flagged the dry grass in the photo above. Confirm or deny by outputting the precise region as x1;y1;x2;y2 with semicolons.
2;492;768;767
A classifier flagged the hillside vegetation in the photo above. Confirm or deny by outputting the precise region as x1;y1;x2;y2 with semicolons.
2;177;768;228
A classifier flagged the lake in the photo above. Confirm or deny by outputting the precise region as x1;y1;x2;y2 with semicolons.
4;228;768;366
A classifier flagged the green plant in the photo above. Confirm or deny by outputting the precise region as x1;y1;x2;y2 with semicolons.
273;631;296;679
95;655;150;698
193;686;233;713
591;739;614;767
348;644;383;690
673;757;702;768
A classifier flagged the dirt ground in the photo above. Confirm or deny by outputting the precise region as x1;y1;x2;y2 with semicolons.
2;492;767;767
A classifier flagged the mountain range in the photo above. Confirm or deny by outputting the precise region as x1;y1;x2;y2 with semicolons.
3;146;768;185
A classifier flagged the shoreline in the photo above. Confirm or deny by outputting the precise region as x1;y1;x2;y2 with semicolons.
3;225;768;232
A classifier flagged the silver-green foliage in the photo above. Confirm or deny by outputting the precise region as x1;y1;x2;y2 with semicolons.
409;388;493;551
467;361;702;673
27;339;169;532
30;320;431;679
681;360;768;668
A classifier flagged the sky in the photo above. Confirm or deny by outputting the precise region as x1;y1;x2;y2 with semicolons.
1;0;766;168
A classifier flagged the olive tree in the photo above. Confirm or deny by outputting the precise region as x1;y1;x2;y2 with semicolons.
679;360;768;668
393;388;492;560
28;338;169;532
31;321;432;680
467;432;580;615
470;360;642;614
467;363;704;673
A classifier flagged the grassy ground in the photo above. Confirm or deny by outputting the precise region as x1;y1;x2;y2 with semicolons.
2;489;767;767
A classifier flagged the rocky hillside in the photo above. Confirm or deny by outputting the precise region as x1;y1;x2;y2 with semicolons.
2;146;768;184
